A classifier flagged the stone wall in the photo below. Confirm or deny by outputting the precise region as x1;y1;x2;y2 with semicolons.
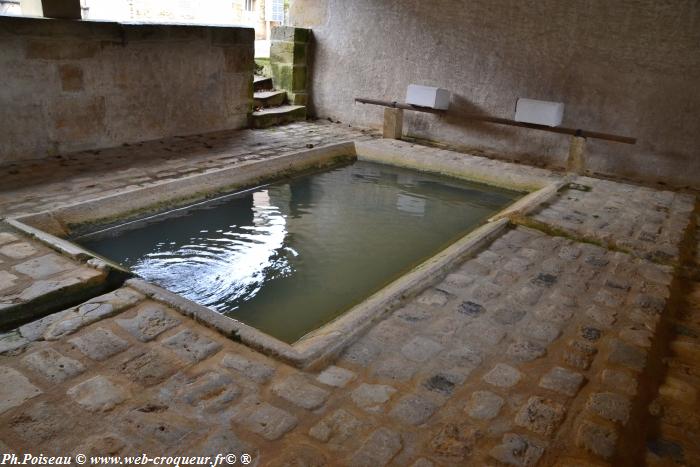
0;16;254;164
290;0;700;189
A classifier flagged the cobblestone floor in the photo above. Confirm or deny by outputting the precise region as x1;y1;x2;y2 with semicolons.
0;122;697;466
0;121;377;218
645;213;700;466
529;177;694;265
0;225;106;320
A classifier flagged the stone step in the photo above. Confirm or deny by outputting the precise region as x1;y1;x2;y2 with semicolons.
252;105;306;129
254;90;287;108
253;75;273;92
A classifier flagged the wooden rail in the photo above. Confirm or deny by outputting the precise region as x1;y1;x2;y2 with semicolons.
355;97;636;144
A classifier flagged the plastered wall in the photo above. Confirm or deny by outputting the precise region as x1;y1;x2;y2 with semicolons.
0;16;254;163
291;0;700;188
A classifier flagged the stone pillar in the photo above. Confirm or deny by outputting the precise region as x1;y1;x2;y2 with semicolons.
567;135;586;174
40;0;81;18
270;26;310;105
383;108;403;139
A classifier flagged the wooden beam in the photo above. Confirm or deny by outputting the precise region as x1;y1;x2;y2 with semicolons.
355;97;636;145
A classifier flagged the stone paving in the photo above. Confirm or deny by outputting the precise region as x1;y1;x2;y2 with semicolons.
0;220;687;466
0;225;107;329
529;176;694;265
0;121;378;218
645;213;700;466
0;122;697;466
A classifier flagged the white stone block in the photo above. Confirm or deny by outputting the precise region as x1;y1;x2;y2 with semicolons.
406;85;450;110
514;98;564;127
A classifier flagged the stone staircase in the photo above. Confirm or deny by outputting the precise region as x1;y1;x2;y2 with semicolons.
252;75;306;129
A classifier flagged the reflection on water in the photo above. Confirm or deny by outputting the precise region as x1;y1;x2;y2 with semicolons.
78;161;521;343
127;189;290;313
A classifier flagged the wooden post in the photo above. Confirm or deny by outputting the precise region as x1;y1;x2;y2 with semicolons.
383;108;403;139
567;135;586;174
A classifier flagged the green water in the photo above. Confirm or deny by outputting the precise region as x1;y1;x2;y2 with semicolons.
77;161;520;343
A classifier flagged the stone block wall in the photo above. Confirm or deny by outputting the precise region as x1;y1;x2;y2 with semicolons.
0;16;254;164
290;0;700;189
270;26;310;105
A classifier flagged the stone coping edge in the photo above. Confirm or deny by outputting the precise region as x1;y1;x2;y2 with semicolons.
12;141;358;238
127;218;511;369
5;138;568;368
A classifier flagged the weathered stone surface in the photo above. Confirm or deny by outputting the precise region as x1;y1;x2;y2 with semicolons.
401;336;443;362
534;305;574;323
483;363;522;388
118;349;179;387
12;253;74;279
0;233;19;246
316;365;356;387
515;397;566;437
341;339;381;367
608;338;646;371
0;270;18;292
576;420;618;459
390;393;438;425
461;319;507;345
69;328;129;361
9;400;71;443
231;395;297;440
586;392;631;424
351;383;396;413
0;242;37;259
418;289;449;306
348;428;402;467
0;139;692;462
0;331;29;354
18;270;103;302
492;307;526;325
601;369;637;396
504;257;532;273
42;288;144;341
465;390;504;420
309;409;363;446
444;272;474;287
19;310;71;341
67;375;128;412
22;347;85;383
490;433;545;466
170;371;240;411
619;326;653;348
564;340;598;370
162;330;221;363
116;304;180;342
521;320;561;345
367;319;409;346
409;459;434;467
221;352;276;383
508;339;546;362
271;374;330;410
513;284;543;306
539;367;585;397
586;306;617;328
430;423;482;461
120;408;199;445
423;373;458;395
0;366;42;414
444;345;483;368
580;326;602;341
372;355;419;382
457;300;485;316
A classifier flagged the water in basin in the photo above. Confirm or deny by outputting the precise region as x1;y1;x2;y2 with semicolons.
77;160;521;343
